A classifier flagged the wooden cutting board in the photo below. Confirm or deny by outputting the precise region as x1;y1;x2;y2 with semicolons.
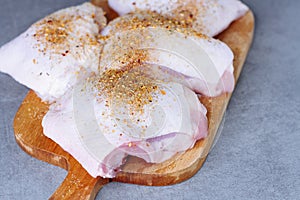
13;1;255;199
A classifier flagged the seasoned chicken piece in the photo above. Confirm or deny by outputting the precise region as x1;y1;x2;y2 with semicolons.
42;68;208;177
101;12;235;97
108;0;248;36
0;2;106;102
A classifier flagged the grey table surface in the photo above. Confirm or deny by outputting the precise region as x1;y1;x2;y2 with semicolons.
0;0;299;199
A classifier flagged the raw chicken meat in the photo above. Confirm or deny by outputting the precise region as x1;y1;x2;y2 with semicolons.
108;0;248;36
42;67;208;177
101;12;235;97
0;2;106;102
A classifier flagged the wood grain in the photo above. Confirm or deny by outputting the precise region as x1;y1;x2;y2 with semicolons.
13;1;255;199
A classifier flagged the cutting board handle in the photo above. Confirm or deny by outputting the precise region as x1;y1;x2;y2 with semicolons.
49;166;109;200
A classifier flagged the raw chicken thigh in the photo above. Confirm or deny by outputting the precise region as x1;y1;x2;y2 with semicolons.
42;68;208;177
101;12;235;97
0;2;106;102
108;0;248;36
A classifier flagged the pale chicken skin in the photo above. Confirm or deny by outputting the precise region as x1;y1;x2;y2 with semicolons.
101;12;235;97
108;0;248;36
0;2;106;102
42;72;208;178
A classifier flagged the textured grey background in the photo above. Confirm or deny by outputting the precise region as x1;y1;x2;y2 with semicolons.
0;0;299;199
